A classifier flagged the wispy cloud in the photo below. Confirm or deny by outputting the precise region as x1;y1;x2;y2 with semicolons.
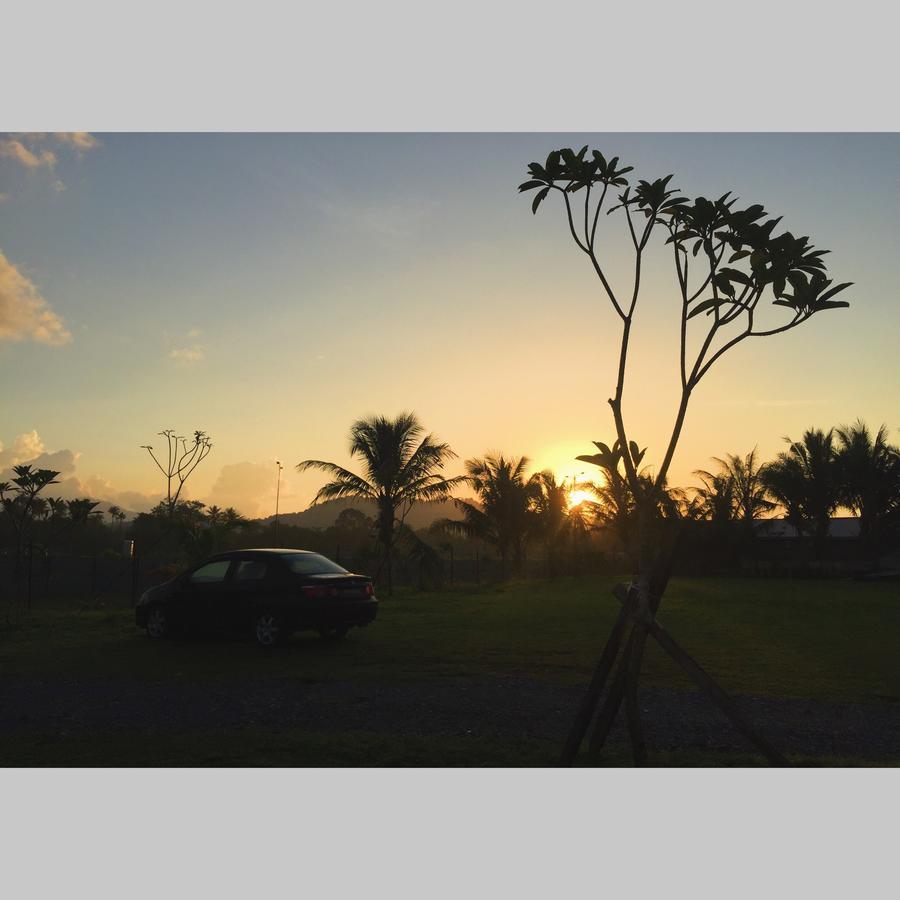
0;133;100;195
0;249;72;346
318;197;431;245
169;344;206;364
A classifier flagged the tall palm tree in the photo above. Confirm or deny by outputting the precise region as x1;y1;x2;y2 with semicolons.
107;504;125;532
834;420;900;556
442;454;537;578
762;428;839;555
298;413;464;592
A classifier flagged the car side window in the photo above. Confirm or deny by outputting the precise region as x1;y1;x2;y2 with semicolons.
233;560;267;582
189;561;232;584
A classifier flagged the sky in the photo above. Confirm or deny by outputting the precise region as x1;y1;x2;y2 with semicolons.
1;132;898;517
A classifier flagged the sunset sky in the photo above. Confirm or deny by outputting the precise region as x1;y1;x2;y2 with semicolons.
2;132;898;517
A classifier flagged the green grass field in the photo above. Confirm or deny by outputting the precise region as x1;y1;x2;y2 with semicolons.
3;575;897;701
2;576;897;766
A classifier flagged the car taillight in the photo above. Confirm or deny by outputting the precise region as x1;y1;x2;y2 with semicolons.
364;583;374;597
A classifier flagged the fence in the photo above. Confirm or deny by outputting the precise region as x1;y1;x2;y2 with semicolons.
0;544;619;610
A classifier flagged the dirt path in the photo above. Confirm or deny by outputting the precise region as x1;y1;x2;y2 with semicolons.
2;675;897;760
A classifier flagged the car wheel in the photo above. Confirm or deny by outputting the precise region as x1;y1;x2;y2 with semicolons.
255;612;283;647
318;625;349;641
146;606;169;639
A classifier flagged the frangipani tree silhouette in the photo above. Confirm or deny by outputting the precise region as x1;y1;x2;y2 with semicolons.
520;146;852;765
141;429;213;517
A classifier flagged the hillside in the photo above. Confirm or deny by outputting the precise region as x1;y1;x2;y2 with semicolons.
258;496;470;530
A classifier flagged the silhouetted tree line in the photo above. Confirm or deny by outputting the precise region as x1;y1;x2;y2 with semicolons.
4;418;897;602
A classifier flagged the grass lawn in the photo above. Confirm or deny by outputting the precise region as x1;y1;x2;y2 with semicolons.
2;575;897;702
2;576;897;766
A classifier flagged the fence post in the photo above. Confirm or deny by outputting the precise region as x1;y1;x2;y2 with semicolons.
27;542;33;611
131;543;140;607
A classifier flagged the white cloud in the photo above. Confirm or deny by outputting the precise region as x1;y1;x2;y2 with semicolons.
0;250;72;345
50;179;66;193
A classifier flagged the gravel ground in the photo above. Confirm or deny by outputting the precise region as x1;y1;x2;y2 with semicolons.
1;675;897;760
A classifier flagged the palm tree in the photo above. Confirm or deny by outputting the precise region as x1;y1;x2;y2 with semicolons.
834;420;900;558
762;428;839;555
690;469;736;524
298;413;464;592
717;448;775;527
107;504;126;532
531;470;587;575
442;454;537;578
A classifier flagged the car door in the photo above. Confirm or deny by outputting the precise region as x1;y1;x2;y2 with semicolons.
220;557;274;632
179;559;234;632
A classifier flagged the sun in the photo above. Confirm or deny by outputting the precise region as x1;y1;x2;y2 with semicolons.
567;488;593;508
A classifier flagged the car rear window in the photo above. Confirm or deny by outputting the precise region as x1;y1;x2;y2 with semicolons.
282;553;348;575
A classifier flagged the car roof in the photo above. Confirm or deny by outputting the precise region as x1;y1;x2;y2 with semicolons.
209;548;320;559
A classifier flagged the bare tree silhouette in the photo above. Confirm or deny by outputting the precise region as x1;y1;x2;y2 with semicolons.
141;429;213;517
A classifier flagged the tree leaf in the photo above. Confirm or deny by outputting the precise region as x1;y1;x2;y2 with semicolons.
687;298;725;319
532;186;550;214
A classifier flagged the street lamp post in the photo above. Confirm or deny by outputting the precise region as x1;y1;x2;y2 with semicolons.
273;461;283;547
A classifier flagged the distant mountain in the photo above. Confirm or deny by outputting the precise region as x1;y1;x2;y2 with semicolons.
259;497;470;530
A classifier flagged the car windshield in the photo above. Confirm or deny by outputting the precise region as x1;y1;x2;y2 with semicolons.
282;553;348;575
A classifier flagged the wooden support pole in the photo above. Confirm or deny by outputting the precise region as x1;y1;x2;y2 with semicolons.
612;583;790;766
624;626;648;766
558;587;636;766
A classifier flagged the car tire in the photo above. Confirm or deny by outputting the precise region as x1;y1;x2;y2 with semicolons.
254;612;283;648
318;625;349;641
146;606;169;639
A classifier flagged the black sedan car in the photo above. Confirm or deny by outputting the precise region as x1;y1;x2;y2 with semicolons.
135;549;377;647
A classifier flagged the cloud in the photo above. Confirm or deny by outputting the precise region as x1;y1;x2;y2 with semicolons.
0;430;162;515
0;250;72;345
205;461;300;519
206;462;277;518
169;344;205;364
0;138;57;169
53;132;101;151
0;134;98;199
0;193;8;203
0;430;47;468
